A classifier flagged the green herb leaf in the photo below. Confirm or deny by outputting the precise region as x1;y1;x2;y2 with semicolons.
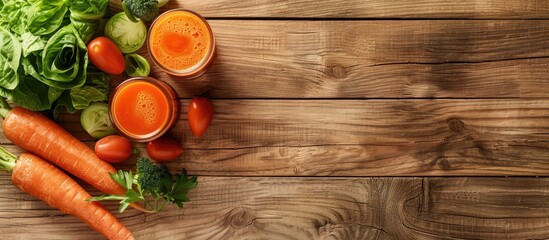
90;158;198;213
119;202;130;213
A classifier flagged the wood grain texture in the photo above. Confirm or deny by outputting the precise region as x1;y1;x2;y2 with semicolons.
109;0;549;19
112;20;549;98
4;99;546;176
1;175;549;239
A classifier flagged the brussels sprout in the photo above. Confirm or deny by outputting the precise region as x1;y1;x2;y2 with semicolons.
125;53;150;77
81;102;116;138
105;12;147;53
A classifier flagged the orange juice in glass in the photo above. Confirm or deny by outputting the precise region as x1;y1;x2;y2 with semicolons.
109;77;179;142
148;9;215;78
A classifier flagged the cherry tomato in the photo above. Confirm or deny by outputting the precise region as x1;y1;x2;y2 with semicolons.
87;37;125;74
95;135;134;163
147;136;184;162
188;96;213;138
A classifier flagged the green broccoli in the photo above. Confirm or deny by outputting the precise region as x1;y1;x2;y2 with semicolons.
89;157;198;213
122;0;160;22
136;157;170;194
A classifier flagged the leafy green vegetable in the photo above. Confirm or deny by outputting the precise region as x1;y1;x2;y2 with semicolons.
0;0;31;35
71;17;100;43
125;53;150;77
0;26;21;90
21;32;46;57
26;0;69;36
89;158;198;213
53;67;109;117
70;70;109;109
40;24;88;89
105;12;147;53
68;0;109;21
0;0;108;112
123;0;160;22
80;103;116;138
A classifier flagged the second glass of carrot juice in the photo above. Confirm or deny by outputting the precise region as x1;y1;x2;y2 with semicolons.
109;77;179;142
148;9;216;78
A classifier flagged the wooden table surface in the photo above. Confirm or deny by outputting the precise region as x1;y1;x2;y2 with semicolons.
1;1;549;239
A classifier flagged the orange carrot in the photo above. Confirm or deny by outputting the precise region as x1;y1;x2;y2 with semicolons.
0;148;133;240
1;107;127;196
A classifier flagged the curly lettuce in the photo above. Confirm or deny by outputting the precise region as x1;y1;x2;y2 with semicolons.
71;17;100;43
0;0;110;112
39;24;88;89
0;26;21;90
26;0;68;36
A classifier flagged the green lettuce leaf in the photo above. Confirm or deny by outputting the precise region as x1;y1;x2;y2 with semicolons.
39;24;88;89
69;0;109;21
70;68;109;109
0;26;21;90
0;75;54;111
53;67;109;116
21;32;46;57
0;0;30;35
70;16;100;43
26;0;69;36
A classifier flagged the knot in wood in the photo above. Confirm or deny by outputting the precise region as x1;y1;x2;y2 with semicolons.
227;207;255;229
447;118;466;133
328;64;348;79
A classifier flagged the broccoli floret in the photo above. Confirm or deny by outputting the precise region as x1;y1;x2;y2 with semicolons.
123;0;159;22
90;157;198;213
136;157;169;193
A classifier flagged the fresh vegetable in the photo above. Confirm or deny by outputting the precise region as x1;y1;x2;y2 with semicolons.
0;147;134;240
105;12;147;53
0;0;31;35
90;157;197;213
0;0;108;112
0;26;21;90
88;37;126;75
69;0;109;21
188;96;214;138
95;135;135;163
0;104;126;199
122;0;163;22
81;102;116;138
125;53;150;77
71;17;101;43
147;136;183;162
26;0;68;36
39;24;88;89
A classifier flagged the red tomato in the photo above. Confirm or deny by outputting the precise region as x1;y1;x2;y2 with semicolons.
188;96;213;138
95;135;134;163
87;37;125;74
147;136;184;162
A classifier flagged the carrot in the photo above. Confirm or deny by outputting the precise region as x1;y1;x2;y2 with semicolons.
0;105;148;212
0;147;134;240
1;106;126;195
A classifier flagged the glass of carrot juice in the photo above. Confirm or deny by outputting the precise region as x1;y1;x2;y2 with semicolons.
109;77;179;142
148;9;216;78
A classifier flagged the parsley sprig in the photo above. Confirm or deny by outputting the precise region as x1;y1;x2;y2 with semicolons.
89;157;198;213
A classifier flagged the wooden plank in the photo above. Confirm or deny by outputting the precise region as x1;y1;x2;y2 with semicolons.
110;1;549;19
3;99;547;176
1;176;549;239
112;20;549;98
